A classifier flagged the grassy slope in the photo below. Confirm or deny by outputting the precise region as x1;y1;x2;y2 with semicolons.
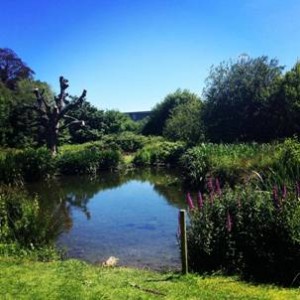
0;259;298;300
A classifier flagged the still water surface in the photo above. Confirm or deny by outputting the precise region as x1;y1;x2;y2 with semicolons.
27;169;186;269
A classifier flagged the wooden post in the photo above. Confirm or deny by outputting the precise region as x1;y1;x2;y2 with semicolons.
180;209;188;274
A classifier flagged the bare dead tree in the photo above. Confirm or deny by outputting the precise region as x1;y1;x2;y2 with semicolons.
31;76;86;155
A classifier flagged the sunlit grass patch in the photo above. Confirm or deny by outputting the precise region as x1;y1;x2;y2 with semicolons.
0;258;299;299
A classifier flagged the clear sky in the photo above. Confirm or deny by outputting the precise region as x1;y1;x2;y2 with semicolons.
1;0;300;111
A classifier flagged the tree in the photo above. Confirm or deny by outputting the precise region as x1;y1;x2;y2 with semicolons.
102;110;138;134
163;97;204;144
272;61;300;138
67;101;105;144
0;82;13;145
142;89;199;135
9;80;55;147
31;76;86;155
0;48;34;90
203;55;283;142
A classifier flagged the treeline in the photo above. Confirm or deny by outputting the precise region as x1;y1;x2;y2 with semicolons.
143;55;300;143
0;48;139;149
1;48;300;148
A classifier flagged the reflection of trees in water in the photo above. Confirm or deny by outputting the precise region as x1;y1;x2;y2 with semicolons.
25;168;185;240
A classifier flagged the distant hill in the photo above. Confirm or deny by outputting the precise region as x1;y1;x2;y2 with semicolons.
124;111;151;121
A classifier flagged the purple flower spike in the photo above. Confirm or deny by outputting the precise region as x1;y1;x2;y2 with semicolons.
207;177;214;193
186;193;195;210
215;178;222;196
272;185;280;209
237;197;242;209
296;182;300;200
226;211;232;233
282;185;287;201
197;192;204;209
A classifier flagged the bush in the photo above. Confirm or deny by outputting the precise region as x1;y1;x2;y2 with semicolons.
0;185;55;248
15;148;55;181
57;147;122;175
102;132;148;152
185;182;300;285
133;141;186;166
180;143;278;187
180;144;212;186
0;148;55;183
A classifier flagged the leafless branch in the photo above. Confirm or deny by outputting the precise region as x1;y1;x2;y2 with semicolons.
58;89;86;120
59;119;85;131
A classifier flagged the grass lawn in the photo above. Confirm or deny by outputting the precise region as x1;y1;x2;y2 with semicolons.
0;258;299;299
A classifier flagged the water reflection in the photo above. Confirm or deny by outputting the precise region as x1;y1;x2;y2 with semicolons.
26;168;186;269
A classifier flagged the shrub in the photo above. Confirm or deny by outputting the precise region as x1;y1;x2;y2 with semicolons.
15;148;55;181
133;141;186;166
102;132;148;152
180;143;278;187
0;150;23;184
57;147;122;175
0;185;55;248
185;182;300;286
180;144;212;186
0;148;55;183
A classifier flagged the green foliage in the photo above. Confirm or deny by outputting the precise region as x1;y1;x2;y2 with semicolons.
0;83;13;145
0;79;54;148
278;138;300;167
0;48;34;90
142;89;200;136
0;148;55;183
102;110;139;134
264;137;300;187
203;55;283;142
0;185;56;248
272;62;300;138
186;184;300;285
163;97;204;144
15;148;56;181
180;145;212;186
180;143;278;187
133;141;186;166
57;147;122;175
67;103;139;144
67;101;105;144
102;132;148;152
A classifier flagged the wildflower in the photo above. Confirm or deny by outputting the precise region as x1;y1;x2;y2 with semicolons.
207;178;215;204
226;211;232;233
296;182;300;200
207;177;214;193
282;185;287;201
237;197;242;209
215;178;222;196
272;185;280;209
186;192;195;210
197;192;204;209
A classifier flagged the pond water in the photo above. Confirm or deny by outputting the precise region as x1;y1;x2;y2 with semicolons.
26;169;186;270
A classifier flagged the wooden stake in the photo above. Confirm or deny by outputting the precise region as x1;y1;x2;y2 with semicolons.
180;209;188;274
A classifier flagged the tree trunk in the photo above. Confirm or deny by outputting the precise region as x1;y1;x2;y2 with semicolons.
47;125;58;156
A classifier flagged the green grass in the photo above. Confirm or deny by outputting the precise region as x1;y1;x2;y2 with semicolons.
0;258;298;299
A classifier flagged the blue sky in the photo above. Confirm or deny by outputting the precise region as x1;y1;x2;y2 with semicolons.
1;0;300;111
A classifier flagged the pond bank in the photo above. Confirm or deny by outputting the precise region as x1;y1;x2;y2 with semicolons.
0;258;298;299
